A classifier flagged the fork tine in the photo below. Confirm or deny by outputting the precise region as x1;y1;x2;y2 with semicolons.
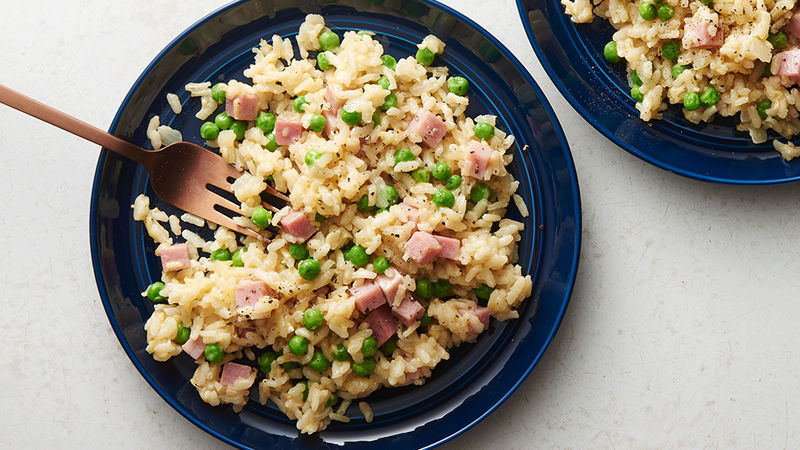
201;207;271;241
263;184;291;202
208;161;290;206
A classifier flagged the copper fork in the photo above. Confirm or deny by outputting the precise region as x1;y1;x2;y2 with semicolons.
0;84;288;240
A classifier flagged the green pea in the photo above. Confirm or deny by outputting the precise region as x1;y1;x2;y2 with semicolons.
256;112;276;134
317;52;332;70
347;245;370;268
210;248;231;261
204;343;224;363
381;92;398;111
372;256;389;274
377;76;391;90
378;184;399;206
214;112;233;130
416;279;433;300
326;392;339;407
293;96;308;113
281;361;300;371
431;162;451;181
768;31;788;50
416;47;435;66
394;148;414;165
250;206;272;229
639;2;656;20
373;112;381;127
289;243;309;260
315;213;326;223
174;323;191;344
447;76;469;96
380;335;398;356
258;350;277;374
357;194;375;212
309;351;329;372
303;308;325;332
264;132;279;151
445;174;462;190
146;282;166;303
298;380;309;400
432;189;455;208
470;182;493;203
211;83;226;104
671;63;688;79
360;336;378;358
352;357;375;377
764;62;773;77
420;309;432;328
232;248;246;267
699;86;720;107
683;92;700;111
231;120;247;141
631;86;644;103
657;3;674;20
474;122;495;140
411;168;430;183
662;41;680;61
474;283;494;301
630;70;642;87
200;122;220;140
308;114;326;133
381;54;397;70
433;279;452;298
757;99;772;119
298;258;321;280
375;208;388;215
305;150;323;166
603;41;620;63
289;335;308;356
341;107;362;126
332;343;350;361
319;30;340;52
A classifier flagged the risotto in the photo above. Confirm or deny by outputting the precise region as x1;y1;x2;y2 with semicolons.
136;15;532;434
561;0;800;158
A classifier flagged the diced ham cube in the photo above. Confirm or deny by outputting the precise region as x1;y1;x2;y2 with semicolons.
364;305;399;346
182;336;206;360
406;367;425;382
397;202;419;223
275;118;303;145
403;231;442;264
682;21;723;49
323;110;339;138
778;49;800;83
160;243;190;272
315;286;330;298
280;210;316;241
325;84;345;113
225;93;259;121
375;272;404;304
460;307;491;336
789;10;800;40
407;110;447;147
433;235;460;261
350;282;387;314
464;141;493;180
391;294;425;326
220;362;253;386
235;280;275;308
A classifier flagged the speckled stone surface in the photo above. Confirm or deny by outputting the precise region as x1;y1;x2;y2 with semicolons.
3;1;800;448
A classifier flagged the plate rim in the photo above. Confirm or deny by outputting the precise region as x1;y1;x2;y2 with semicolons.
89;1;582;448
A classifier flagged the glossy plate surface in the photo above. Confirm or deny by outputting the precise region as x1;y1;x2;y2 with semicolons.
90;1;581;448
517;0;800;184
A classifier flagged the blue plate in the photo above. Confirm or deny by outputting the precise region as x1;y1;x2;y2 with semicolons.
517;0;800;184
90;1;581;448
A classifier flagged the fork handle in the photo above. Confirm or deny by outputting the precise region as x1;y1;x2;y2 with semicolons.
0;84;151;165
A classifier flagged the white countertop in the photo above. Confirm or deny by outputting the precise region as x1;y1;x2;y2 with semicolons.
3;1;798;448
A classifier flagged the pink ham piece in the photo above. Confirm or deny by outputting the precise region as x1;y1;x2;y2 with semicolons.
275;118;303;145
406;367;425;382
407;110;447;147
433;235;460;261
325;84;345;113
682;21;723;49
225;93;259;121
397;202;419;223
391;294;425;326
364;305;399;346
160;243;190;272
323;110;339;138
350;282;387;314
280;210;316;241
778;49;800;83
182;336;206;360
403;231;442;264
789;10;800;40
375;272;404;304
461;307;491;336
220;362;253;386
465;141;492;180
235;280;275;308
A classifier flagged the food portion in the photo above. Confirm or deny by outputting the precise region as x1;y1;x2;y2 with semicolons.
562;0;800;157
136;15;531;434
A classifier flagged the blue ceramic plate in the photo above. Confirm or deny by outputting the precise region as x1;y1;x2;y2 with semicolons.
517;0;800;184
90;1;580;448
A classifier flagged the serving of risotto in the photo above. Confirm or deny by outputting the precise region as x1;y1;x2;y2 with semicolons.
133;14;532;434
561;0;800;159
